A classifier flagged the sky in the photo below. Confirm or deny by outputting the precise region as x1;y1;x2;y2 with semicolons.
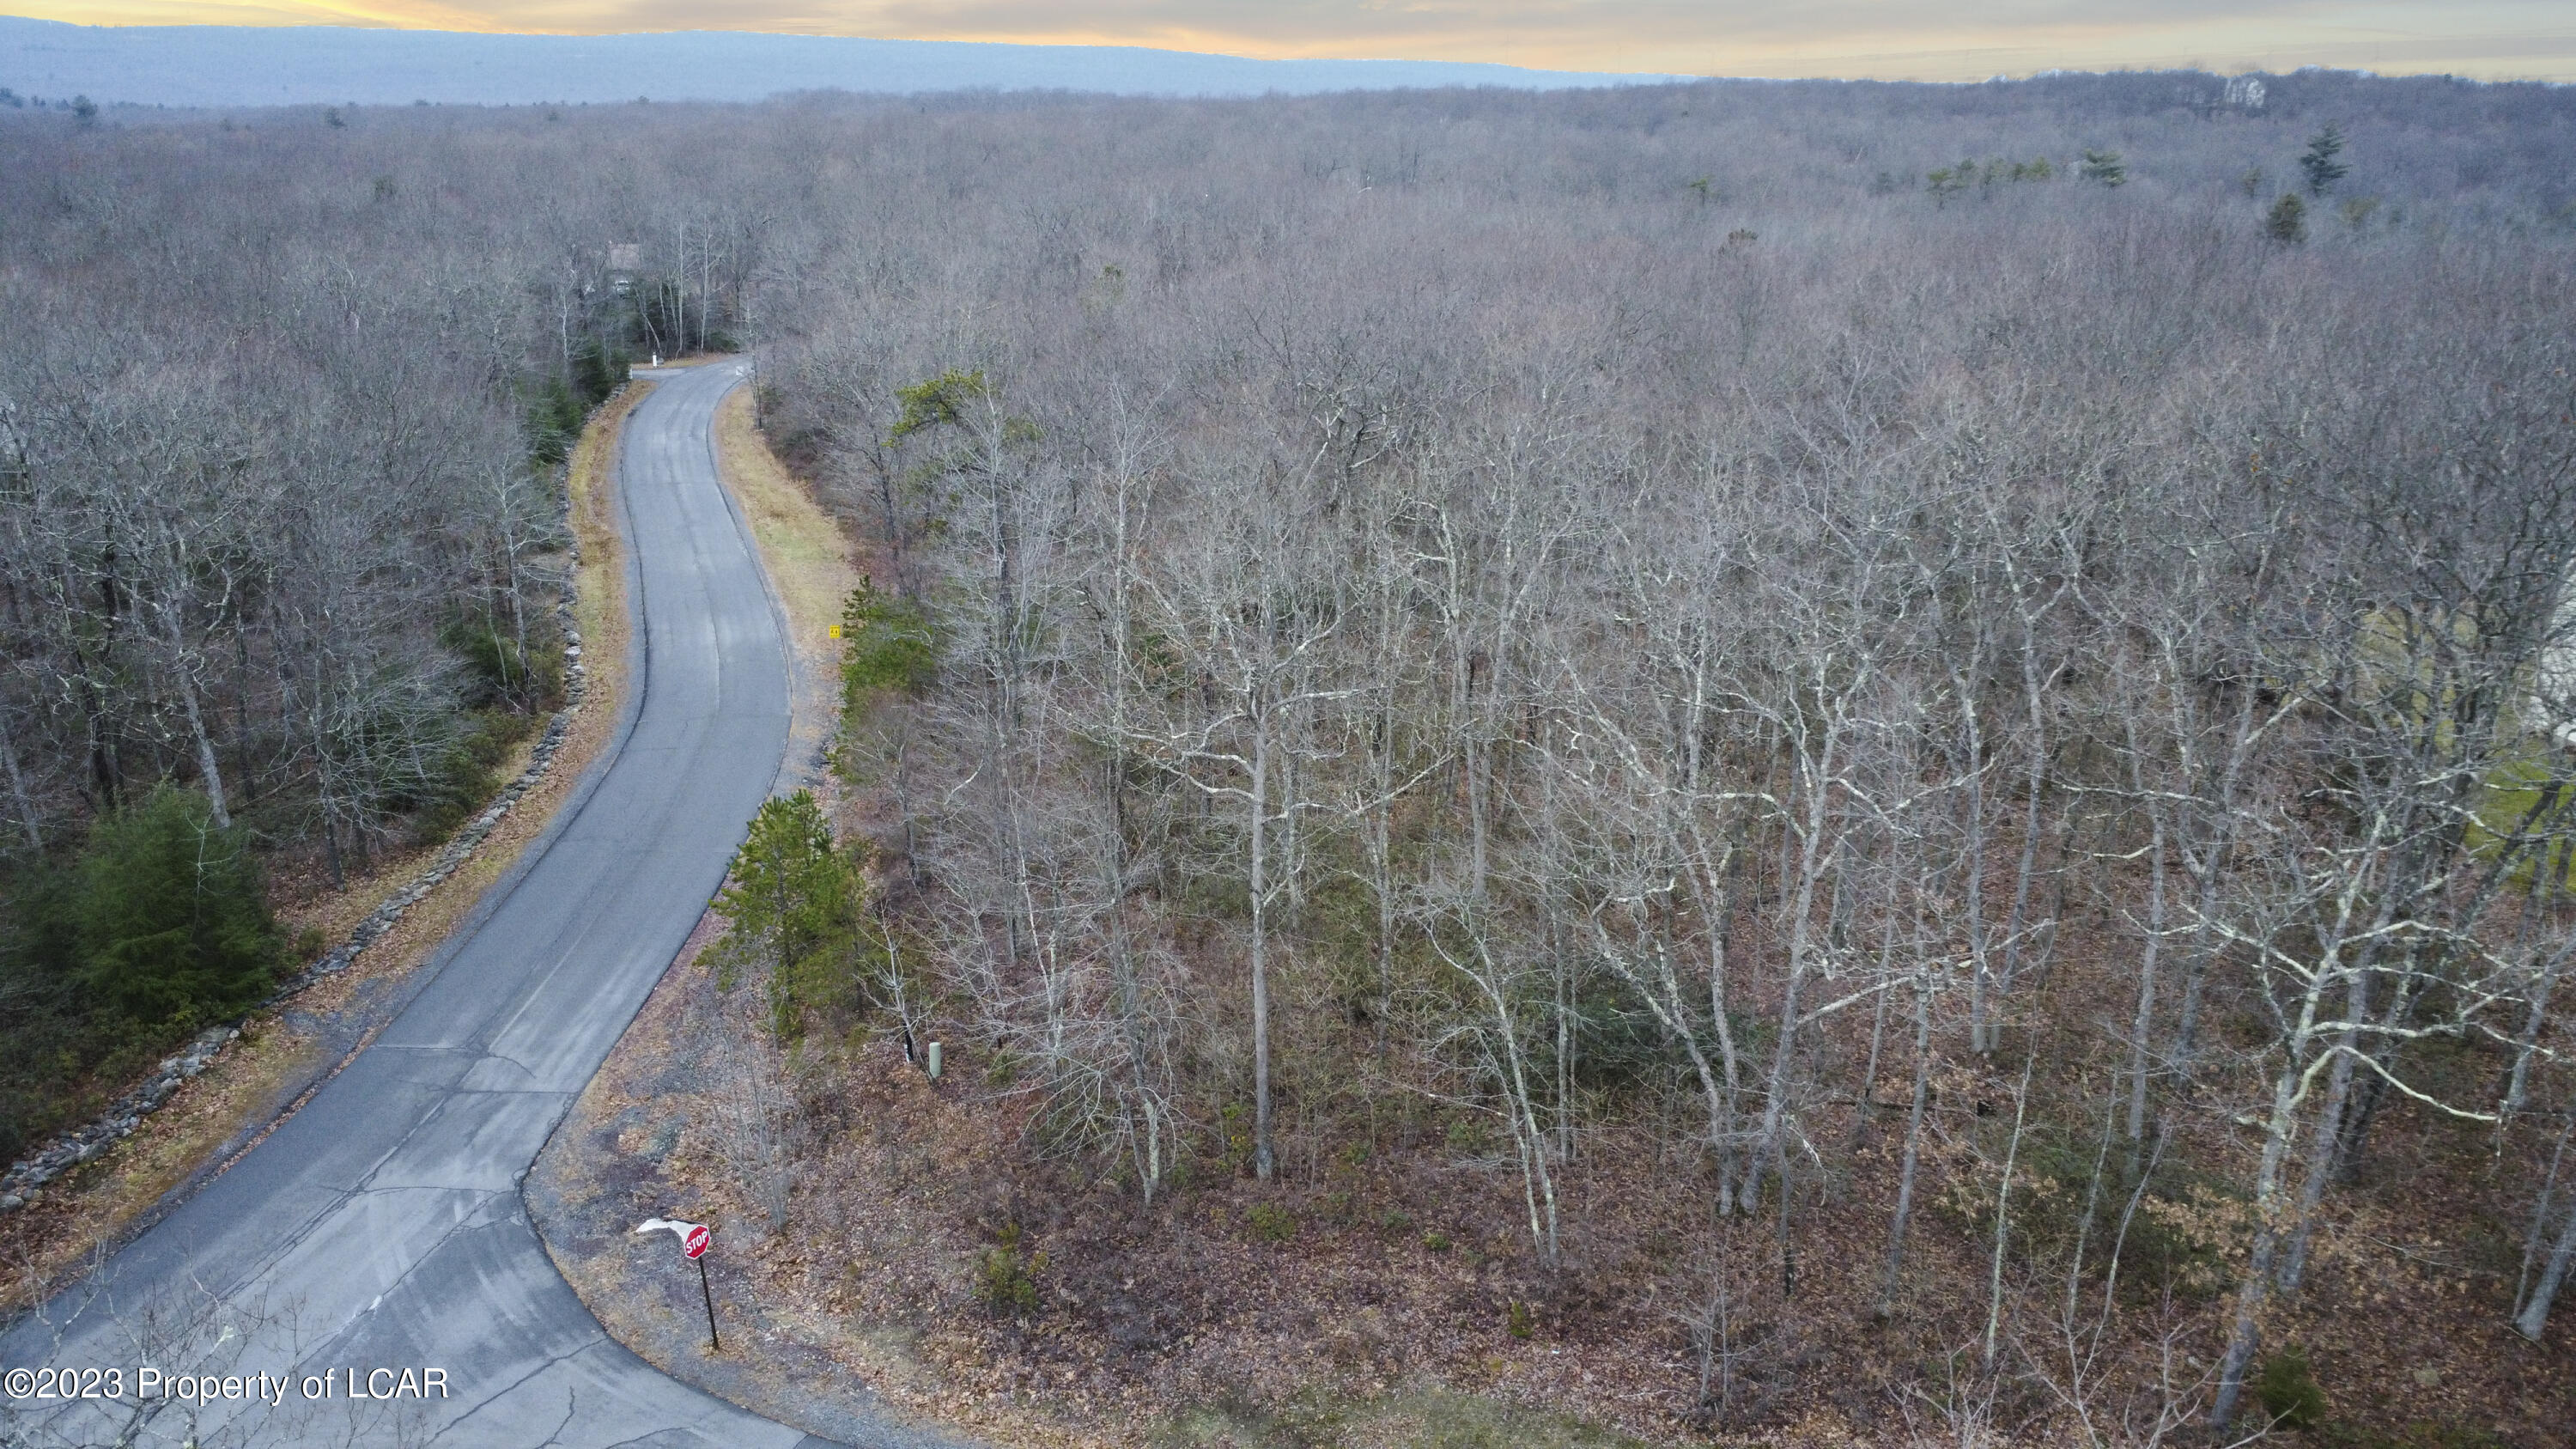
10;1;2575;82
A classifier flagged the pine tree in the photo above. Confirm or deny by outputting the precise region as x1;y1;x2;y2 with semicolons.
2300;125;2349;196
2265;192;2308;245
714;788;862;1039
75;784;280;1027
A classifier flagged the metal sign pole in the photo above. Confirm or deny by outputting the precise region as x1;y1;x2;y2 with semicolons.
636;1216;720;1353
697;1253;720;1352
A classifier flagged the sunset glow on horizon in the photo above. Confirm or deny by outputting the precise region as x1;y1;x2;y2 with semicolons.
9;1;2575;82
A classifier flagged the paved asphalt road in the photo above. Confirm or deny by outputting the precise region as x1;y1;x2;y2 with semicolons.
1;363;844;1447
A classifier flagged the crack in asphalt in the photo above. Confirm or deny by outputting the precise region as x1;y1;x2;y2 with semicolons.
428;1339;602;1444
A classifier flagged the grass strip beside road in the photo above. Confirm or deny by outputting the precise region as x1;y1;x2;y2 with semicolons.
0;382;653;1312
714;383;861;765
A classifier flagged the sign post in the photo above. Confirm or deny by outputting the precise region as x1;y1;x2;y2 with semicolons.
635;1216;720;1353
684;1223;719;1352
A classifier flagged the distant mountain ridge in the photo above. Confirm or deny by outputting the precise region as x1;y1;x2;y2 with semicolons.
0;15;1686;107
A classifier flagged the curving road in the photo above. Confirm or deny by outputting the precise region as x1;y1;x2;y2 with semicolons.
2;363;837;1447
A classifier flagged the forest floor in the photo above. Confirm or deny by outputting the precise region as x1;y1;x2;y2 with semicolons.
0;380;652;1314
529;399;2576;1448
534;988;2576;1449
526;391;1716;1448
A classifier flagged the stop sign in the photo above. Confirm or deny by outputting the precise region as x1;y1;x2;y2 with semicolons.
683;1224;711;1259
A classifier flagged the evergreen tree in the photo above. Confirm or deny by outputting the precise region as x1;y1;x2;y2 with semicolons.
2079;149;2126;186
74;784;280;1028
839;581;939;711
0;863;85;1160
714;789;865;1039
2265;192;2309;244
2300;125;2349;196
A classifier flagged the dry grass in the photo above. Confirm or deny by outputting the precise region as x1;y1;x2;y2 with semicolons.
714;382;860;766
0;381;652;1311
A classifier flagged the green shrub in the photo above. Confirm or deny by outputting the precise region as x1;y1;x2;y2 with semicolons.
1423;1229;1453;1252
0;791;283;1159
974;1222;1046;1316
524;337;628;466
1507;1300;1535;1339
404;707;537;844
1443;1114;1498;1156
888;368;990;442
569;335;627;409
2267;192;2309;245
2080;148;2126;186
441;612;566;712
525;375;586;466
1;865;100;1152
1942;1129;2233;1304
1217;1101;1255;1176
2255;1346;2328;1430
1247;1202;1297;1243
838;581;938;709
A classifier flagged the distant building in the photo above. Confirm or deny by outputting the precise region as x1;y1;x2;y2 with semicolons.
2225;76;2267;111
608;242;640;296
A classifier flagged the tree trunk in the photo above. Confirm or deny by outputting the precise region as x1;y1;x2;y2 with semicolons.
1984;1050;2037;1369
1743;719;1836;1210
163;608;232;831
1878;960;1935;1317
1852;912;1898;1147
1993;639;2056;1018
2126;807;2166;1144
1249;717;1275;1182
0;704;40;850
2514;1194;2576;1342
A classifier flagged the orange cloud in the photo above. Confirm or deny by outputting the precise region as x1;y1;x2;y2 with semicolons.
13;1;2574;81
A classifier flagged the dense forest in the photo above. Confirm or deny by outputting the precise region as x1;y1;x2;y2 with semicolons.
0;97;649;1156
9;67;2576;1443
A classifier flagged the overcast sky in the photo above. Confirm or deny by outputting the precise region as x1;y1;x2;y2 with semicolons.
15;1;2575;81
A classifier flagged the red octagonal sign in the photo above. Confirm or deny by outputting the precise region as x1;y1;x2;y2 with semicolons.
683;1224;711;1260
